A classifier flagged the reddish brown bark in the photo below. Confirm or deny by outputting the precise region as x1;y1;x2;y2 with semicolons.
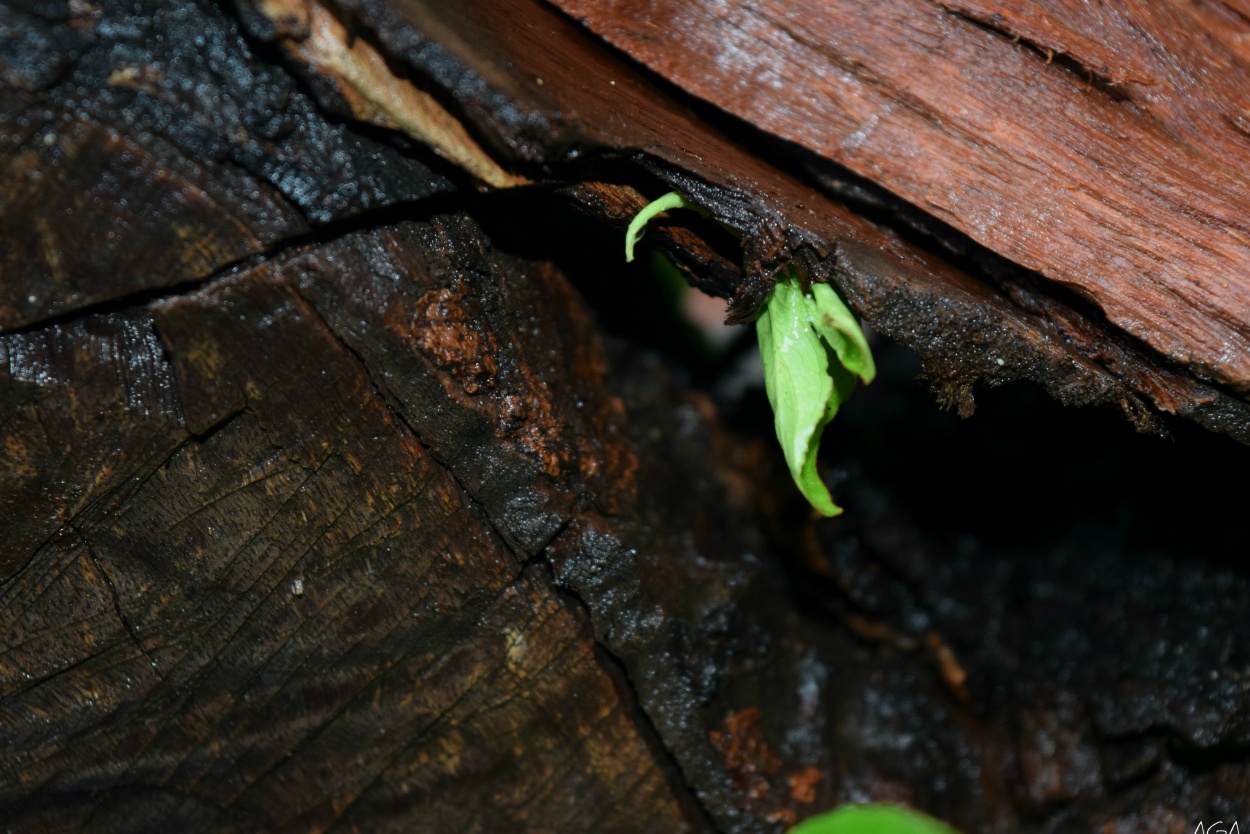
554;0;1250;394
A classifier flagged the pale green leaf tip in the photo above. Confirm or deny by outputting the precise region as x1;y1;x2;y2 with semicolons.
803;478;842;517
625;191;693;263
797;412;842;517
789;803;962;834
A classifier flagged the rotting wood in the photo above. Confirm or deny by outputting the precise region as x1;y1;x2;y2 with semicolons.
0;214;705;832
243;0;1250;443
4;0;1250;832
254;0;527;188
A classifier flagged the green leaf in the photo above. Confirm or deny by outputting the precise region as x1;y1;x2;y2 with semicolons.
757;273;873;516
757;274;842;516
624;191;706;262
789;804;962;834
807;282;876;384
621;192;876;518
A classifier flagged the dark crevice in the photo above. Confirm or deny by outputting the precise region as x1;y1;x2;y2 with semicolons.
465;177;752;390
524;516;573;565
225;0;491;193
534;5;1250;435
74;525;166;683
936;4;1133;102
181;404;251;447
782;141;1250;428
1165;735;1250;773
525;550;723;833
232;0;1250;442
0;186;508;338
589;644;724;834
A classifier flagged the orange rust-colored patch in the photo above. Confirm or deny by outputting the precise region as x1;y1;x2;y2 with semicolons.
845;613;919;652
787;766;822;804
574;400;639;514
926;632;969;703
512;365;565;478
708;707;781;800
575;436;602;478
413;286;499;394
411;283;574;478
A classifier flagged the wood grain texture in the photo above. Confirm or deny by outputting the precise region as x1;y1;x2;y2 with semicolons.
551;0;1250;394
0;120;295;329
0;222;697;832
272;0;1250;443
0;0;452;331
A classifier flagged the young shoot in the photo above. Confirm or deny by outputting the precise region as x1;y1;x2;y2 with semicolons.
624;191;709;262
757;270;874;515
625;192;875;515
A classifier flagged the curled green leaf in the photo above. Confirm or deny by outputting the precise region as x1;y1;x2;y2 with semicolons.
808;282;876;384
789;803;961;834
624;191;707;262
757;272;873;516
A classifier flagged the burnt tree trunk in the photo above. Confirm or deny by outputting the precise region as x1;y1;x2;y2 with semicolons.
2;1;1248;832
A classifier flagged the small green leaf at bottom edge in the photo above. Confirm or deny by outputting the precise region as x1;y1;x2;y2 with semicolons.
789;803;963;834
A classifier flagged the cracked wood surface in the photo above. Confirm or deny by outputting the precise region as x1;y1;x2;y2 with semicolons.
9;0;1250;439
0;229;696;831
4;0;1250;832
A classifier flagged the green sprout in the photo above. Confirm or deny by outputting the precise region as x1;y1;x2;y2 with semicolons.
624;191;709;262
625;192;874;515
790;804;961;834
757;271;874;515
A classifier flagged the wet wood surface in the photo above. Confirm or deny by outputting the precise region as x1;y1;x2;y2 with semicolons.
1;216;702;832
3;0;1249;832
